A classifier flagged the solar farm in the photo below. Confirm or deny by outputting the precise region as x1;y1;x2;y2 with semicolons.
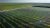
0;3;50;28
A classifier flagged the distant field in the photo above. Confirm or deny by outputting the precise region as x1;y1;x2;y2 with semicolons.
32;3;50;6
0;3;31;10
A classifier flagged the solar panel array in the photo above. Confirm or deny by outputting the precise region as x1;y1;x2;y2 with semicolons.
0;8;50;28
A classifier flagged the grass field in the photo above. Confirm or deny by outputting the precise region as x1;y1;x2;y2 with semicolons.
0;3;31;10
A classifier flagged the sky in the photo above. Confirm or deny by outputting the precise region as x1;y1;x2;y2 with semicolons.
0;0;50;3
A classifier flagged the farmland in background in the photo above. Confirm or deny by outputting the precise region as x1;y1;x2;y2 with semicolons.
0;3;32;10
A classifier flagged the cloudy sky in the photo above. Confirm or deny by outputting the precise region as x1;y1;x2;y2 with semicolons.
0;0;50;3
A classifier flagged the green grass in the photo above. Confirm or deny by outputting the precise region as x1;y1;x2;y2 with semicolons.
0;3;31;10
